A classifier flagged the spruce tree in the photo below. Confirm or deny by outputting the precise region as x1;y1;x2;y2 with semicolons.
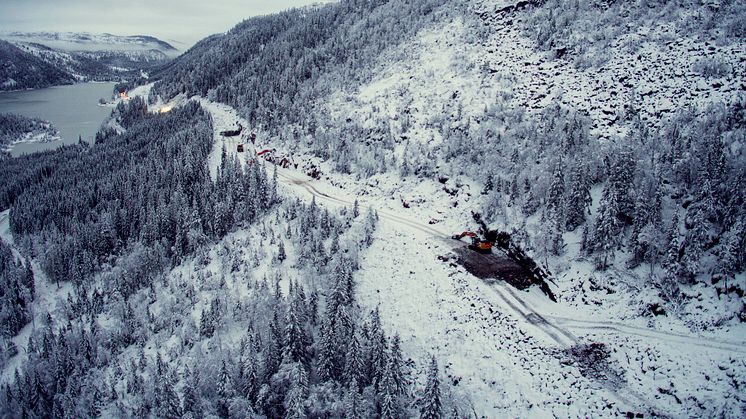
388;335;408;396
181;366;201;417
592;184;623;269
343;332;366;387
216;360;232;418
316;316;337;382
344;379;365;419
419;356;442;419
565;163;592;231
379;357;401;419
283;300;309;366
283;364;308;419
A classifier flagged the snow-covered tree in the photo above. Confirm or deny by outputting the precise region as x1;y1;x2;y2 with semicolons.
419;356;442;419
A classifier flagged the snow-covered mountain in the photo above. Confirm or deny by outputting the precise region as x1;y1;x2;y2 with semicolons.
0;32;178;90
0;0;744;418
0;31;178;56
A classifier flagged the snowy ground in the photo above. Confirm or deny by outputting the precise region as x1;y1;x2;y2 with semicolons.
3;88;744;414
4;12;743;411
1;131;61;154
182;83;745;415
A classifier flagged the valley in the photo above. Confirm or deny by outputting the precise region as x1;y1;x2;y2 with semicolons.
0;0;744;417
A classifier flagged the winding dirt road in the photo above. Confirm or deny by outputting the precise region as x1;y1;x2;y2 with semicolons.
198;95;746;357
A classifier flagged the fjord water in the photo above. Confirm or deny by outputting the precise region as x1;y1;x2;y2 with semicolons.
0;82;116;156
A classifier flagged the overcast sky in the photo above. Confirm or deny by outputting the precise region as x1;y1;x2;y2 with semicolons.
0;0;333;49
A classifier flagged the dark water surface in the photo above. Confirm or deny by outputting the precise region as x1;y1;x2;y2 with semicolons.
0;83;115;156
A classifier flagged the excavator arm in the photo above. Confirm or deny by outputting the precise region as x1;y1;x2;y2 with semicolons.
451;231;478;240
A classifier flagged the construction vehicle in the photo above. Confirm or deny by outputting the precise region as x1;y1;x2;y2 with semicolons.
451;231;493;254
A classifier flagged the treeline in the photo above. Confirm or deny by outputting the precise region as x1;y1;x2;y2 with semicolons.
5;99;206;288
0;113;58;149
152;0;448;133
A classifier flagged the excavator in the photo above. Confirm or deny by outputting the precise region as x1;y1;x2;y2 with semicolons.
451;231;493;254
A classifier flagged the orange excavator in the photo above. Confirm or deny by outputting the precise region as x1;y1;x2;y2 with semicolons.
451;231;493;254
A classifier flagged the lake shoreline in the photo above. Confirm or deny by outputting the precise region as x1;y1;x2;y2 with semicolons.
0;82;116;157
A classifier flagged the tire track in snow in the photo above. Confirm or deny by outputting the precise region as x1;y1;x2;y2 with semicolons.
548;316;746;354
275;170;586;347
201;98;746;355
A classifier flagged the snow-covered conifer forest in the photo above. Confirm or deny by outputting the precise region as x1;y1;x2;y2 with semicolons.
0;0;744;417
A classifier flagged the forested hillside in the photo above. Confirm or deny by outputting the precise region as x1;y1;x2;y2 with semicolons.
0;32;178;91
145;3;746;412
153;0;448;130
0;40;76;90
150;0;746;318
0;95;450;417
0;0;744;416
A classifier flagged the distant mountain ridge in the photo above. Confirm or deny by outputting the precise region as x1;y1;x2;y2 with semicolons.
0;31;179;91
0;31;178;55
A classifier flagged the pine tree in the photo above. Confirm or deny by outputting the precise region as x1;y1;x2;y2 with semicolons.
547;162;565;219
607;149;636;222
592;184;623;269
365;309;388;388
264;311;284;381
565;162;592;231
156;371;181;419
271;165;279;205
717;221;744;282
277;240;287;262
89;384;103;418
353;199;360;218
548;207;566;256
663;211;683;283
282;299;310;366
419;356;442;419
181;366;201;417
216;360;232;418
24;262;34;300
30;370;48;416
681;206;709;283
242;356;258;402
